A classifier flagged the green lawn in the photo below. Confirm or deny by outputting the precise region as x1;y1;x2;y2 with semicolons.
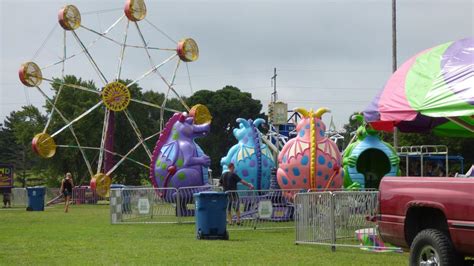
0;205;408;265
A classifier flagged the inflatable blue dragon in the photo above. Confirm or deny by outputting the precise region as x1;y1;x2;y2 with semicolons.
220;118;275;190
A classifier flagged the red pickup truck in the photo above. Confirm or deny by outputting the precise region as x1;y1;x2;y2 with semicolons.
378;176;474;265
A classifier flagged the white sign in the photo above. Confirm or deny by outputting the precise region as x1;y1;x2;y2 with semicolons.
258;200;273;219
269;102;288;125
138;198;150;214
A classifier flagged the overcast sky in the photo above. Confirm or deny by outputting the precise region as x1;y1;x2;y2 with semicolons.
1;0;473;129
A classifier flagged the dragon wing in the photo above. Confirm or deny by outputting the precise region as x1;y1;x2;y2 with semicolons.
285;139;310;161
237;145;256;161
317;140;340;163
160;141;179;163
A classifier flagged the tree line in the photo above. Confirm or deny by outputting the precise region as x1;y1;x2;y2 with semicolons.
0;76;264;187
0;76;471;187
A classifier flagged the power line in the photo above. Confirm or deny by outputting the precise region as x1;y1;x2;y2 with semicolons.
252;85;380;90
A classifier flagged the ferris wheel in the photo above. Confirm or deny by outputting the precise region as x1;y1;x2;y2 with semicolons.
18;0;202;196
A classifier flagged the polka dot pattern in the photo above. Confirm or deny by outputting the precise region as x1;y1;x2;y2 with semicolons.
318;155;326;165
301;156;309;165
293;167;301;176
277;115;344;193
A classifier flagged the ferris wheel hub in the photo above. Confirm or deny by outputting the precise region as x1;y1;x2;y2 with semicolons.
19;62;42;87
177;38;199;62
32;133;57;158
102;81;131;111
58;5;81;31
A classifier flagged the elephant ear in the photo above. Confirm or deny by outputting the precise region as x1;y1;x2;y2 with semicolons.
294;107;309;118
236;118;250;128
253;118;266;129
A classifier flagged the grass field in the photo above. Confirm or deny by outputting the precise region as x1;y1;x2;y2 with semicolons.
0;204;408;265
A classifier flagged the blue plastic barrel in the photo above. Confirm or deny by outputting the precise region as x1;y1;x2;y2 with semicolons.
26;187;46;211
193;192;228;240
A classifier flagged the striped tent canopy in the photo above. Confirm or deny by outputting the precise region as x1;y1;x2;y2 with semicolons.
364;37;473;138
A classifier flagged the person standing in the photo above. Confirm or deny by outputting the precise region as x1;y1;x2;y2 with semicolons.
220;163;254;225
2;190;11;208
60;173;74;213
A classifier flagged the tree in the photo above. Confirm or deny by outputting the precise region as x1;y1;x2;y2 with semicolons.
342;112;360;148
186;86;265;176
2;106;47;187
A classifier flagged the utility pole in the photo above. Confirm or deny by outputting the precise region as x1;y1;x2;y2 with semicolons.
392;0;399;149
271;67;278;103
269;68;280;157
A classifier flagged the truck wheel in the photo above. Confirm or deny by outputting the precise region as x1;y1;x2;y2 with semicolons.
409;229;456;266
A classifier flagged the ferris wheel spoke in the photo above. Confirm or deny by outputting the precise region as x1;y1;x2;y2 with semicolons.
43;15;128;71
146;47;178;51
34;86;94;177
49;100;103;139
133;22;189;112
56;144;150;170
32;23;59;61
185;62;194;94
116;20;130;80
123;109;152;159
97;109;110;174
126;54;177;88
105;131;160;175
81;20;174;51
144;18;177;45
71;31;108;86
41;77;101;94
43;30;67;133
160;59;181;130
129;98;180;112
80;14;125;45
43;84;64;133
161;76;190;111
80;25;123;47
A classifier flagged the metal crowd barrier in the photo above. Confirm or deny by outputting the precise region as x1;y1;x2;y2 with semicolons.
11;188;27;207
295;191;401;252
72;186;107;204
110;185;221;224
225;189;301;231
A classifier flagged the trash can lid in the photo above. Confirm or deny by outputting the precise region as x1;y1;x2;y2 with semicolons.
26;186;46;190
193;191;226;198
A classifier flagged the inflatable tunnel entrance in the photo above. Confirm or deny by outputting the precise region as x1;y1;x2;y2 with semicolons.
356;148;390;188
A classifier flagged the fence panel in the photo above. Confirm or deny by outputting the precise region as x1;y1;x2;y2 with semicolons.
295;192;334;245
295;191;401;252
176;186;222;224
110;187;180;224
225;189;300;230
11;188;27;207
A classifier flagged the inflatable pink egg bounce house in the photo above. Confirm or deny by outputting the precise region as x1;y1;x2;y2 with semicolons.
277;107;343;191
